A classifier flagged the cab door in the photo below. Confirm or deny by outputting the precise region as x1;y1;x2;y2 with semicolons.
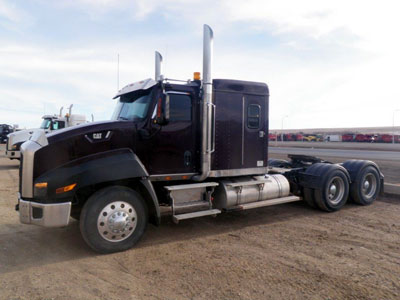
148;91;198;175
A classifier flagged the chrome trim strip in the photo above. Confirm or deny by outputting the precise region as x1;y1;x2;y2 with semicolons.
19;198;71;227
20;141;40;197
209;167;270;178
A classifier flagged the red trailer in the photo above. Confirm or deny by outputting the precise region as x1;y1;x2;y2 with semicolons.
377;134;393;143
355;134;366;142
268;133;277;141
342;134;354;142
295;133;304;141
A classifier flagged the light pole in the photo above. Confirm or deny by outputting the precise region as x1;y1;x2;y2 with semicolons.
393;109;400;144
281;115;288;142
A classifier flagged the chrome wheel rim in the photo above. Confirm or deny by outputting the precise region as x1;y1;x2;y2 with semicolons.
97;201;137;242
361;173;377;199
327;176;345;205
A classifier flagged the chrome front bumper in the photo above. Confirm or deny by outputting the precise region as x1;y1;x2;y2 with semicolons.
5;150;20;159
18;195;71;227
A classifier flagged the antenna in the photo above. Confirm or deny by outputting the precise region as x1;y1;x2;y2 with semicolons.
117;53;120;91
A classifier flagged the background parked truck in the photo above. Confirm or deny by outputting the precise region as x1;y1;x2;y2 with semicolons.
6;105;87;160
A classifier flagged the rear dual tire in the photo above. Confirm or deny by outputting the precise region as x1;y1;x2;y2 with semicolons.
342;161;381;206
303;163;350;212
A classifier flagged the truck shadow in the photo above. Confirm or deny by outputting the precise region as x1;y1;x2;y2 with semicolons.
0;165;19;170
0;200;370;274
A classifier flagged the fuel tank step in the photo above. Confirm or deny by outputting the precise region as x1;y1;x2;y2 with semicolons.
172;209;221;224
229;195;301;211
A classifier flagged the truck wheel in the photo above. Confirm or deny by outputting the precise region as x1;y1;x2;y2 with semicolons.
314;168;349;212
342;160;381;205
304;163;350;212
80;186;148;254
351;166;380;205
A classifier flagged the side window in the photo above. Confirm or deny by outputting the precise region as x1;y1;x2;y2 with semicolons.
53;121;65;130
169;93;192;121
247;104;261;129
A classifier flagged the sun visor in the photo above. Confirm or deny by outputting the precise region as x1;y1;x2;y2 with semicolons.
113;78;157;99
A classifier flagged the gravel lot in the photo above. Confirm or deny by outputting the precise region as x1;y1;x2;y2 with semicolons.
0;144;399;300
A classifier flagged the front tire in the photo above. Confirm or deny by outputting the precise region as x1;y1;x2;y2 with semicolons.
80;186;148;254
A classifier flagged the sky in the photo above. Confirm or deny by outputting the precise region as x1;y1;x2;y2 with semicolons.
0;0;400;130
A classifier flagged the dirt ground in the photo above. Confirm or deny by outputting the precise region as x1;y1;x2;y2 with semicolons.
0;145;399;300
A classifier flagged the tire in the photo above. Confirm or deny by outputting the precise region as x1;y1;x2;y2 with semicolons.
342;160;382;205
80;186;148;254
302;163;327;209
314;168;349;212
304;163;350;212
350;165;380;205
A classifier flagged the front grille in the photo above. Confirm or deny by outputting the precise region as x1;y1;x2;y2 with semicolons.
6;138;9;150
19;153;23;194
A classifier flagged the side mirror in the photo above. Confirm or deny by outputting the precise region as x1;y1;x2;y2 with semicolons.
155;94;170;125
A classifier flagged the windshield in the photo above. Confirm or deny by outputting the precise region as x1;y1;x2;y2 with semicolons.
40;118;52;129
111;88;153;121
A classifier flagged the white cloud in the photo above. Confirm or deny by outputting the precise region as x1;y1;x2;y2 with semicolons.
0;0;24;22
1;0;400;130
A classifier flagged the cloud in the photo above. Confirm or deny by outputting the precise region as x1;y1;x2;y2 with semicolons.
0;0;24;22
1;0;400;130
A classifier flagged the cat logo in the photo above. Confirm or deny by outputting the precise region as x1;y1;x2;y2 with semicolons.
93;133;102;139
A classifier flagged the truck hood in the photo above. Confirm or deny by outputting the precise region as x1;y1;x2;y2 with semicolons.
46;120;131;144
8;128;47;146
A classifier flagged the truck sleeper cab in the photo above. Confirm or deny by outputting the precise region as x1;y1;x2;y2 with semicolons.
16;25;384;253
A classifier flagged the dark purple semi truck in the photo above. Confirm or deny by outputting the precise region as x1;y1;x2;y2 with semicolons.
17;25;384;253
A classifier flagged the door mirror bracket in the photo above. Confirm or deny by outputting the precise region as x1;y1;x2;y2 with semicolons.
155;94;170;125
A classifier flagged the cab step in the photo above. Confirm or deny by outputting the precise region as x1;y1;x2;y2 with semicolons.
164;182;219;222
172;209;221;224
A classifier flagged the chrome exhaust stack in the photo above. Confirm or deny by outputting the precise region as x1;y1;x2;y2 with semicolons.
155;51;163;81
193;24;214;181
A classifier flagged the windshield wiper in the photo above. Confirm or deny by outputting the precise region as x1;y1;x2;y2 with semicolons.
119;117;129;120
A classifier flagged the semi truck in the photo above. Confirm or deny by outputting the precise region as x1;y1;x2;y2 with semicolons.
0;124;13;143
6;105;87;160
16;25;384;253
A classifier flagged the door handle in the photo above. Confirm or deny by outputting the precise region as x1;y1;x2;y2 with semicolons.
259;131;265;138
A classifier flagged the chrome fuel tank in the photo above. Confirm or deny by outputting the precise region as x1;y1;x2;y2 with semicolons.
213;174;290;209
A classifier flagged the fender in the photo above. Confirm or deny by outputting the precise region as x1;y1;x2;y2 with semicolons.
34;148;160;223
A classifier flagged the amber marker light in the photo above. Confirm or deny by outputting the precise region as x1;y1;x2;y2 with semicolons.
56;183;77;194
35;182;48;189
193;72;201;80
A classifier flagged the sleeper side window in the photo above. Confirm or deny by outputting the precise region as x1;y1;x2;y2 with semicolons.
169;93;192;121
247;104;261;129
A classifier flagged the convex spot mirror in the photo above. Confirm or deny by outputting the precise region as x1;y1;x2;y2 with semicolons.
155;93;170;125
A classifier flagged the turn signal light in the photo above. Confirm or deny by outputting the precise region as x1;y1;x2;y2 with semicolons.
35;182;48;189
56;183;77;194
193;72;201;80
